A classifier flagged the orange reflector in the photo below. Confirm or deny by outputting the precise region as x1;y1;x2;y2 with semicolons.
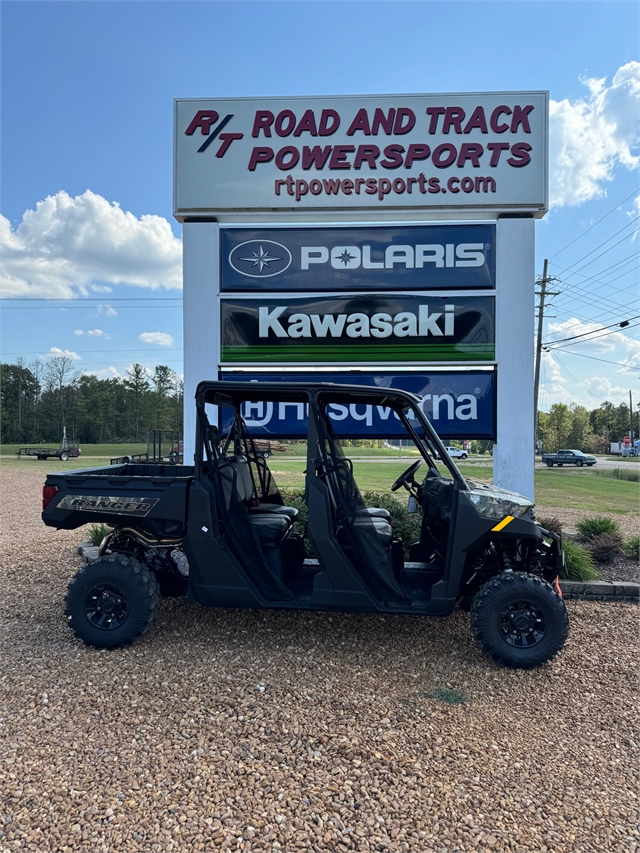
491;515;515;532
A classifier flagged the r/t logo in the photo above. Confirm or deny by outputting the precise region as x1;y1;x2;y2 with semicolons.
185;111;243;156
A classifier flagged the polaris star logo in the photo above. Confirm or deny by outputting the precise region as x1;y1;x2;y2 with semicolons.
229;240;292;278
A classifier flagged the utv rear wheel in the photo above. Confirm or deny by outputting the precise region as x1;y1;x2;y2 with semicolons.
65;554;161;649
470;572;569;669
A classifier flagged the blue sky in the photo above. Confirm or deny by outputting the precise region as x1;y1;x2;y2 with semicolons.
1;1;638;410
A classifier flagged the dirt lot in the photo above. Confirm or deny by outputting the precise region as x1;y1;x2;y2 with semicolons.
1;468;638;853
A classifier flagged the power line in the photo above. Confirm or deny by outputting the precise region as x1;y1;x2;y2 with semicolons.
1;347;182;356
550;251;639;285
562;229;639;278
555;216;639;274
548;350;640;371
551;351;608;401
547;327;639;353
1;305;181;311
544;315;640;346
0;297;183;302
550;188;640;259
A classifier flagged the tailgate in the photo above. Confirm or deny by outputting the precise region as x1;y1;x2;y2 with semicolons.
42;463;194;534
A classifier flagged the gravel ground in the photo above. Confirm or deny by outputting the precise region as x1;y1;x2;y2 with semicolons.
1;468;639;853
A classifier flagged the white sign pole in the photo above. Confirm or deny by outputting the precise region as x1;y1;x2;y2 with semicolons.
494;216;535;499
182;221;219;463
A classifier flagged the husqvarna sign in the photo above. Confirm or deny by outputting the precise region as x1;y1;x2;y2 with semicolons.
221;224;495;291
174;92;548;220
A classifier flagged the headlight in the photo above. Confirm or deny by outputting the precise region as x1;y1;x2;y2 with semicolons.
467;492;532;520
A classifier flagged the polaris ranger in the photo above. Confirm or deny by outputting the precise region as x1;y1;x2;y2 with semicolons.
42;381;568;669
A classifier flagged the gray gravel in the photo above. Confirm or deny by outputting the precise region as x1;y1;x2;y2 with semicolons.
1;467;639;853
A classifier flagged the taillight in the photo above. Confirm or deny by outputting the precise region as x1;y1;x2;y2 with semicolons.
42;485;58;510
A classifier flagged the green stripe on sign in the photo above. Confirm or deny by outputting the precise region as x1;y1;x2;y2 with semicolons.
221;343;495;363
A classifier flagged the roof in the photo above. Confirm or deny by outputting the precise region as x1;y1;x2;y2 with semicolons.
196;380;423;410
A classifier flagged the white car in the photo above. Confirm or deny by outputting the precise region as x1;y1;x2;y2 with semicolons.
444;446;468;460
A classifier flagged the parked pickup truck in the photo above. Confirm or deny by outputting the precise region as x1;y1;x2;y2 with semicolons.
541;449;596;468
18;446;81;462
40;380;566;669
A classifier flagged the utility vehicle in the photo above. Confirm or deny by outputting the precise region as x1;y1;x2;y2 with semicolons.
42;381;568;668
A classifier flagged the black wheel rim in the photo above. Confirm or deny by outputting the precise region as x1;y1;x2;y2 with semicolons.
84;583;130;630
499;599;547;648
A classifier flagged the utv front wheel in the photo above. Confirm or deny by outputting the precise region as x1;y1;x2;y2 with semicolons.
65;554;161;649
470;572;569;669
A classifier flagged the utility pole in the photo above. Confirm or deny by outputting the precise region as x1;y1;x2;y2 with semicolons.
630;390;635;444
533;259;561;451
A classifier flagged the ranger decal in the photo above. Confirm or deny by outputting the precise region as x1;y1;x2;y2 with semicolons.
58;495;159;517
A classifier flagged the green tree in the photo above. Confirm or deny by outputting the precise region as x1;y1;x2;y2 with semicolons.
124;364;151;441
541;403;572;452
566;404;594;451
151;365;176;429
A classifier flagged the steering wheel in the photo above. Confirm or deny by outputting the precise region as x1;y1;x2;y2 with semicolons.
391;460;423;492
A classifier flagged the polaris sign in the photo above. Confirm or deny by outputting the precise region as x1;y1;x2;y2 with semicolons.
221;294;494;364
220;371;496;439
221;224;495;292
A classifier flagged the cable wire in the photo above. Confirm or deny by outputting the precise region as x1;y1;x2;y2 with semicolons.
550;189;640;259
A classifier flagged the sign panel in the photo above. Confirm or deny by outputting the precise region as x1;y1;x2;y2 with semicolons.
175;92;548;219
220;224;495;292
220;371;496;439
221;295;495;364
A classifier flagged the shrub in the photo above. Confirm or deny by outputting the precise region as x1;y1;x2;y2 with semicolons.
362;491;423;559
87;523;112;547
593;467;640;483
560;539;599;581
576;515;620;538
589;532;624;564
279;490;312;555
624;535;640;561
537;515;563;535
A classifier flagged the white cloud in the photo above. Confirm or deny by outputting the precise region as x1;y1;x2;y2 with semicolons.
74;328;108;337
580;375;631;401
81;366;122;380
0;190;183;299
98;304;118;317
540;350;571;409
139;331;174;346
550;61;640;207
49;347;80;360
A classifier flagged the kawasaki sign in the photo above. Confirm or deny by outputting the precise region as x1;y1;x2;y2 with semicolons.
221;224;495;292
221;295;494;364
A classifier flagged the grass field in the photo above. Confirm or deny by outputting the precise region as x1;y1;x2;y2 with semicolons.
0;443;149;458
252;458;640;514
2;445;637;515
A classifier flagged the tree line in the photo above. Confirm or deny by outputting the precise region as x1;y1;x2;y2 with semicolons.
537;401;639;453
1;358;183;445
0;358;637;452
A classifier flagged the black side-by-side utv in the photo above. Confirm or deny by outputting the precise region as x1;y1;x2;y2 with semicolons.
42;381;568;668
